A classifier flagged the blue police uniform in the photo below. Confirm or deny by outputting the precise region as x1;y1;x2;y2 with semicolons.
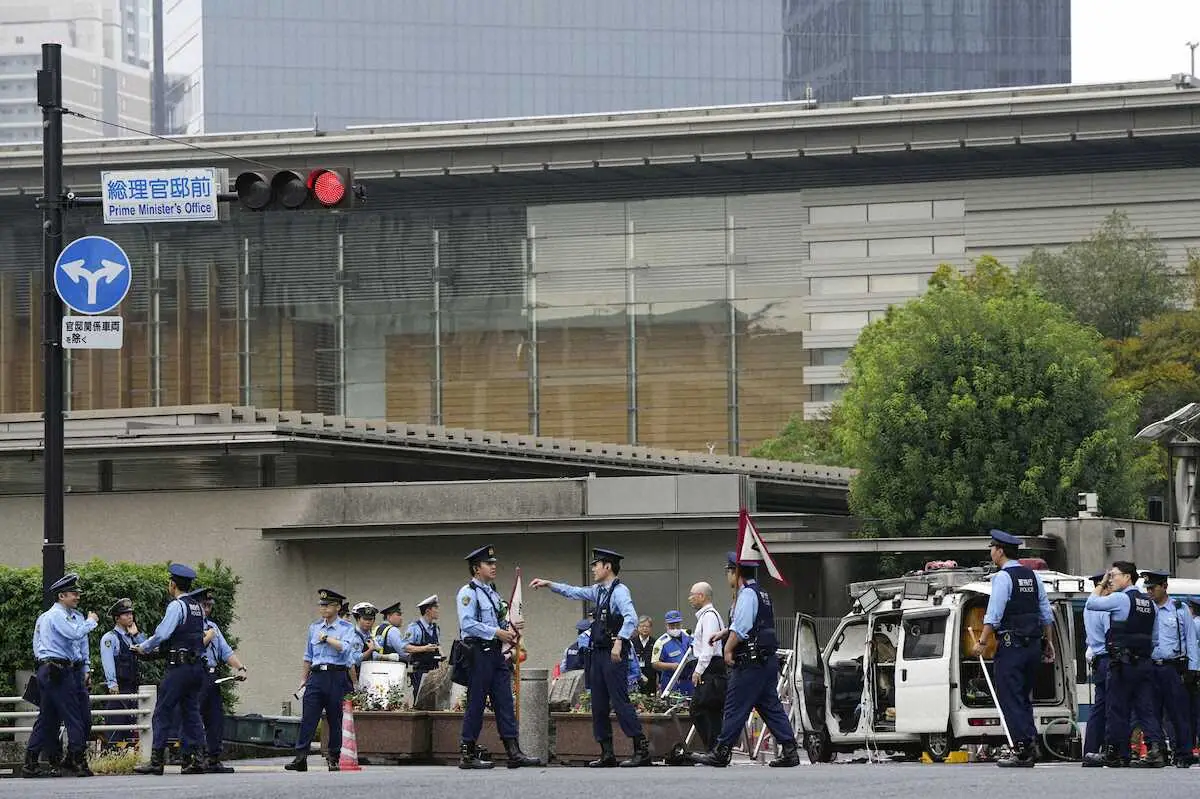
1081;571;1111;760
1084;573;1159;766
1190;604;1200;754
547;548;648;766
1143;570;1199;766
24;573;97;778
372;601;411;663
455;545;541;769
134;563;208;776
561;620;592;674
654;610;694;696
286;588;361;772
982;531;1054;766
195;587;240;772
703;552;798;767
99;598;145;746
406;595;441;696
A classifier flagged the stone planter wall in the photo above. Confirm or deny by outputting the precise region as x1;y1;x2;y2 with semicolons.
320;712;431;762
551;713;688;765
429;711;507;765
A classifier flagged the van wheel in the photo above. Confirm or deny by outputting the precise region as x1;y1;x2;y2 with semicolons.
804;730;835;763
923;731;955;762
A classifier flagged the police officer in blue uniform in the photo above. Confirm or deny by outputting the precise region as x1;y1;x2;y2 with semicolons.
1082;561;1159;767
1142;569;1199;767
349;602;379;684
1081;570;1111;765
696;552;799;768
23;573;99;779
372;601;410;664
455;545;542;770
405;595;442;697
1190;599;1200;756
531;548;652;768
99;598;145;748
652;610;694;696
132;563;208;776
196;588;247;774
286;588;361;772
561;619;593;675
969;530;1054;767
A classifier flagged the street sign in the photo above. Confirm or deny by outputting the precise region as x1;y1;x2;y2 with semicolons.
62;316;123;350
101;167;222;225
54;235;132;315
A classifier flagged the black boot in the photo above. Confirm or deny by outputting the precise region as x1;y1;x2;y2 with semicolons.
1131;742;1166;768
72;751;94;777
327;753;340;772
42;754;62;778
587;739;618;768
204;753;235;774
768;740;800;767
697;743;733;767
134;748;165;775
997;741;1036;768
458;740;494;770
21;750;41;779
502;738;544;768
180;748;206;775
620;735;652;767
57;752;81;777
283;753;307;772
1082;744;1122;767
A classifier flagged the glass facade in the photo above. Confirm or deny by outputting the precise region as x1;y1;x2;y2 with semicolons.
0;180;809;455
163;0;785;134
784;0;1071;102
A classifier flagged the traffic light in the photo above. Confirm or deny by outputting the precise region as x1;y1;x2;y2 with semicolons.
233;168;356;211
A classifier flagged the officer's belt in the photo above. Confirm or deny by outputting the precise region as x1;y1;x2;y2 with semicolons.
165;649;201;666
998;632;1037;646
1088;653;1108;670
37;658;82;669
1152;656;1187;666
463;637;499;652
312;664;348;672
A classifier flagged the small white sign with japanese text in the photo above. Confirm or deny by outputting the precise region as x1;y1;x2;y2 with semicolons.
101;168;222;225
62;316;124;349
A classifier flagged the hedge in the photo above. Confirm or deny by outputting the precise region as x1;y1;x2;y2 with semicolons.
0;559;242;708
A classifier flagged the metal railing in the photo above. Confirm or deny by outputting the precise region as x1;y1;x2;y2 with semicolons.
0;685;157;762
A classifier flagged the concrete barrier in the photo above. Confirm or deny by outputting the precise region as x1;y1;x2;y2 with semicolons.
518;668;549;763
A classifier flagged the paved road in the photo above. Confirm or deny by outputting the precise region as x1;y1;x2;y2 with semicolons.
3;760;1199;799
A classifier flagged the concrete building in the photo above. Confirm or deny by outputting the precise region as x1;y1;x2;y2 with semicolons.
784;0;1071;102
0;0;152;143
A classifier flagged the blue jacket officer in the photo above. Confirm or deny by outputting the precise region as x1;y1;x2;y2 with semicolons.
970;530;1054;767
696;552;799;768
1082;561;1160;767
561;619;593;674
196;588;247;774
1081;570;1111;762
455;545;542;770
132;563;209;775
1189;599;1200;755
405;595;442;697
23;573;99;779
349;602;379;684
531;548;651;768
99;598;145;747
652;610;695;696
372;602;411;663
1142;569;1199;767
285;589;362;772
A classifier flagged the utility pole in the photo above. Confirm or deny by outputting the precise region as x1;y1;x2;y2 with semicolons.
1188;41;1199;77
36;42;66;608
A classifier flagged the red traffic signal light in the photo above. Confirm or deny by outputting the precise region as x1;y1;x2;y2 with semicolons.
234;168;356;211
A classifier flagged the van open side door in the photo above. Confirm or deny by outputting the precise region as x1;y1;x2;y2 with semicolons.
1051;597;1077;713
894;608;953;733
792;614;828;735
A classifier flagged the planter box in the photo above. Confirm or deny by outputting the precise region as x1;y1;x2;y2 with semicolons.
551;713;687;765
429;711;507;765
320;712;431;761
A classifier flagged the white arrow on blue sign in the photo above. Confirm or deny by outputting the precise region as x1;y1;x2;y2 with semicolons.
53;235;133;315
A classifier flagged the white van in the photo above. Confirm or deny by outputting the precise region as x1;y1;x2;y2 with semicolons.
791;565;1082;762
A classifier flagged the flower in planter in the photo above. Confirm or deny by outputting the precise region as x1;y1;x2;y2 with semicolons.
571;690;591;714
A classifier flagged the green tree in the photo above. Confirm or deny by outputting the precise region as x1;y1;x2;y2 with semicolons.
1020;210;1182;339
751;407;853;466
836;257;1145;537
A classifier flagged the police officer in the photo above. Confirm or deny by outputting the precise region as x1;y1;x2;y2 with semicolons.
455;545;541;769
132;563;208;776
696;552;799;768
404;595;441;697
1190;599;1200;755
349;602;379;684
561;619;593;674
372;602;410;663
969;530;1054;767
196;588;247;774
99;598;145;748
1082;561;1159;767
531;548;651;768
1142;569;1199;767
652;610;694;696
23;573;99;779
286;589;362;772
1081;570;1111;765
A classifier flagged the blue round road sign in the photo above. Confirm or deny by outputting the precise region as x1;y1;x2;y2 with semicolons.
53;235;133;315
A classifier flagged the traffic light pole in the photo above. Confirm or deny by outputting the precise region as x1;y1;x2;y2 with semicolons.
37;42;66;608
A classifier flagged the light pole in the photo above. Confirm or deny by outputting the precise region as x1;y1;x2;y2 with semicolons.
1188;41;1199;76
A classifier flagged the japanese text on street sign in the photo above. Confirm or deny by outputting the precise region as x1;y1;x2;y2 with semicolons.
102;167;221;225
62;316;123;350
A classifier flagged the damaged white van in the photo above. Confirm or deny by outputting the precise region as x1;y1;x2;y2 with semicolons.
792;563;1082;763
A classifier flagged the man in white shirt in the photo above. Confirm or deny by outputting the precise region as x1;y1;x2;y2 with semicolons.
687;582;726;751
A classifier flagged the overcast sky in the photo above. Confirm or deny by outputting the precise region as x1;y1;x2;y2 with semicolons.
1073;0;1200;82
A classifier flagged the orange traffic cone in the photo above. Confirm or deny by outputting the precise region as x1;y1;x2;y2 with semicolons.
339;699;362;771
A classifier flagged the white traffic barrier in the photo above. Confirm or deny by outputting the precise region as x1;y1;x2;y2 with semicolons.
0;684;158;762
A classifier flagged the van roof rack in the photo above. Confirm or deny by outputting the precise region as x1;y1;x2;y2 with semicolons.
848;566;995;602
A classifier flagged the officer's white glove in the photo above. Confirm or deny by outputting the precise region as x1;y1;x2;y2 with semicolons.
382;653;400;662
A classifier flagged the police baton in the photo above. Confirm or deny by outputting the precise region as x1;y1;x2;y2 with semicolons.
969;628;1014;749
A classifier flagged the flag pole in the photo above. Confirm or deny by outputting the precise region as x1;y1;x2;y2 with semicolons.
512;565;522;724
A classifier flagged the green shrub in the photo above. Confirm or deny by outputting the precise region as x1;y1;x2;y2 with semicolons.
0;559;241;708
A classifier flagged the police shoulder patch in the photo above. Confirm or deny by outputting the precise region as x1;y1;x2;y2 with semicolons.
462;595;472;606
104;639;112;647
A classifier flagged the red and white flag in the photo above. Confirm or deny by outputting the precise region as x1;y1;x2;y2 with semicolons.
736;507;788;586
503;566;524;661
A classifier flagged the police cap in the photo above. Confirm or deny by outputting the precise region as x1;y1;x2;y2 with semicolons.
317;588;347;605
1090;570;1107;584
108;597;134;617
988;529;1022;548
575;618;591;632
192;587;215;603
664;610;684;624
725;551;758;570
1141;569;1170;586
590;548;623;565
381;601;403;616
168;563;197;581
417;595;438;612
48;573;81;595
465;545;497;564
351;602;378;619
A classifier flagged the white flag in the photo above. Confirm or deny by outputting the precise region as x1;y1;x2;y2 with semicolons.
503;566;524;661
736;507;788;585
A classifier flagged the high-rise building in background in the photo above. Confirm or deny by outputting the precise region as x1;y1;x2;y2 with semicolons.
784;0;1071;102
162;0;785;134
0;0;151;143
